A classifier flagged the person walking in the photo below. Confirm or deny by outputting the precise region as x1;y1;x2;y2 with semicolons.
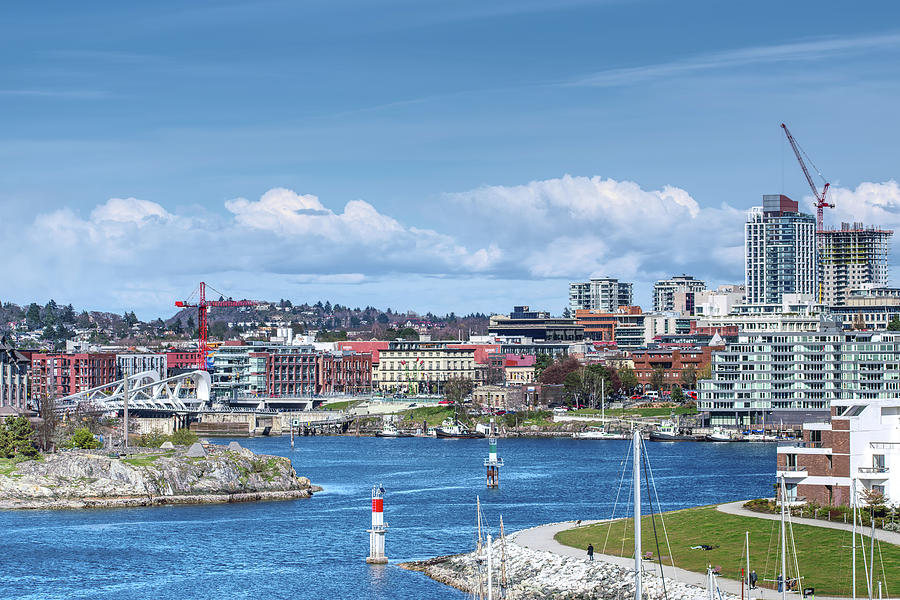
587;543;594;562
749;570;757;589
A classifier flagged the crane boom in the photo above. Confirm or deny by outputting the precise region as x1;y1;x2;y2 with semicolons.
175;281;257;370
781;123;833;232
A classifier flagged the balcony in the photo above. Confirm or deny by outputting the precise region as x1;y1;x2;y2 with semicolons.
857;466;890;480
776;466;808;479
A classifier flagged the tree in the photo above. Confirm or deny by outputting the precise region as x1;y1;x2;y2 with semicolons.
680;365;698;389
697;363;712;381
186;316;195;332
853;313;867;331
0;416;38;458
64;428;102;450
37;395;58;452
538;356;581;385
171;320;184;335
376;313;390;325
670;386;685;403
443;378;474;410
41;324;56;340
889;316;900;331
25;303;42;328
534;354;553;378
649;366;666;391
617;366;638;394
76;311;92;328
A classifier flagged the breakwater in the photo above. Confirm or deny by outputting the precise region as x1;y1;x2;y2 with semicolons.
405;537;735;600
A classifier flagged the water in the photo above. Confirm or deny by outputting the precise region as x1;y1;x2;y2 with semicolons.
0;437;775;599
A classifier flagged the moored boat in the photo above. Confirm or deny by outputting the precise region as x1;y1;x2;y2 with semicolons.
705;426;734;442
648;419;697;441
572;427;627;440
435;418;485;439
375;423;413;438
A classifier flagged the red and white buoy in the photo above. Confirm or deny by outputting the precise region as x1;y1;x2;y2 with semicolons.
366;484;388;564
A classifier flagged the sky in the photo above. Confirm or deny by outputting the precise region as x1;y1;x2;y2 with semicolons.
3;1;900;319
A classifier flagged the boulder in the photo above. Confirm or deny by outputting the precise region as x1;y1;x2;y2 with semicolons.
227;441;242;451
160;441;175;450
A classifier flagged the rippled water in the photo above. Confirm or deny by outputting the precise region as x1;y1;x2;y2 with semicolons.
0;436;775;599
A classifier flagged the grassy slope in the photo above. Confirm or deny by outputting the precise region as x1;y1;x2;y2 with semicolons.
555;505;900;596
399;406;455;426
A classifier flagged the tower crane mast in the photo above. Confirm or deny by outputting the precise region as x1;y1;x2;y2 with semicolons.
175;281;257;371
781;122;833;232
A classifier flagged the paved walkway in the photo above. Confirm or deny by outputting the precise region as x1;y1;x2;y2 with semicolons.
717;500;900;546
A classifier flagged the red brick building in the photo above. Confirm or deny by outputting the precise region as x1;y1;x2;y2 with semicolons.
630;345;722;391
30;353;117;398
575;307;642;343
318;351;372;394
165;350;201;372
265;348;319;397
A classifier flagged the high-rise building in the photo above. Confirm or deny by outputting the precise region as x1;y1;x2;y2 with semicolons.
653;274;706;312
745;194;816;304
568;277;633;313
818;222;893;306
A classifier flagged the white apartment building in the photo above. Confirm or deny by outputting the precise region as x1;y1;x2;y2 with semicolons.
699;330;900;427
653;275;706;312
569;277;633;313
116;353;168;380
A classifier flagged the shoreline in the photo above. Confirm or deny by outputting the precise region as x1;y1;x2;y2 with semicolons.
0;486;322;510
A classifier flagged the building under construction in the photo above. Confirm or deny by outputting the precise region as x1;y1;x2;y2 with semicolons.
818;222;893;306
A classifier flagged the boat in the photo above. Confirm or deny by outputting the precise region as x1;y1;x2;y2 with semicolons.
705;426;734;442
435;418;485;439
573;427;627;440
375;423;413;438
648;419;697;441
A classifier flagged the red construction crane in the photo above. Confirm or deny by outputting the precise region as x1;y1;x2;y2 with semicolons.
175;282;257;371
781;122;833;232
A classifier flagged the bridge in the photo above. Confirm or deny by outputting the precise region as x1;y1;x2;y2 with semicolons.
57;370;212;413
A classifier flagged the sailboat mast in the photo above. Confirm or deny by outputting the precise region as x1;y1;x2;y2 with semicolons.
852;479;857;600
500;516;508;598
477;496;484;553
869;507;876;600
601;377;605;422
746;531;750;599
634;429;642;600
487;534;493;600
780;475;787;600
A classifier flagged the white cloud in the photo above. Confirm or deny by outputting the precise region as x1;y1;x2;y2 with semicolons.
828;180;900;228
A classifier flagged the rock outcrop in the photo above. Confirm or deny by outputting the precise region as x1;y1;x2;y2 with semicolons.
0;444;318;509
404;542;734;600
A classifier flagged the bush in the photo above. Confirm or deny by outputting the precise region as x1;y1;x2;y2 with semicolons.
139;431;169;448
883;522;900;532
64;428;102;450
743;498;775;513
0;415;38;458
170;428;198;446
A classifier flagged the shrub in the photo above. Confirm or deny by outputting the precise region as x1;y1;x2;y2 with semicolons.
170;428;198;446
0;415;39;458
744;498;775;513
882;522;900;532
139;431;168;448
64;428;102;449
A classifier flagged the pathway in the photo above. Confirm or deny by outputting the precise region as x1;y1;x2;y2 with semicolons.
717;500;900;546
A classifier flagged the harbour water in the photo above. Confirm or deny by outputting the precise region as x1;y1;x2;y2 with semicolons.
0;437;775;599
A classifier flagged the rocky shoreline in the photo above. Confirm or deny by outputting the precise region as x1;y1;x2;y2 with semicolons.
0;443;319;510
403;537;735;600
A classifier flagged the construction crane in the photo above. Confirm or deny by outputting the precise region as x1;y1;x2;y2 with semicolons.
175;282;257;371
781;122;833;232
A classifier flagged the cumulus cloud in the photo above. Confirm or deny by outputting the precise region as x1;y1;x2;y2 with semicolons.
446;174;743;286
15;176;900;317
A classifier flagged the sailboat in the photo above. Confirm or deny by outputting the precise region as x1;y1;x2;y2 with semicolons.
470;497;504;600
573;379;627;439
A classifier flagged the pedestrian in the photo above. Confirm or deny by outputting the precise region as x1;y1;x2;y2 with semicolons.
750;570;757;589
777;574;784;593
587;543;594;562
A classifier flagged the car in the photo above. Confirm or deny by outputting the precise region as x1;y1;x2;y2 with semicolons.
438;399;452;405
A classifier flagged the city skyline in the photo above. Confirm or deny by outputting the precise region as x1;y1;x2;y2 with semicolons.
4;2;900;318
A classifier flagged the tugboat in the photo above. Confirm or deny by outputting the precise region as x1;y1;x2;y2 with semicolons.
434;418;485;439
705;426;733;442
648;419;697;442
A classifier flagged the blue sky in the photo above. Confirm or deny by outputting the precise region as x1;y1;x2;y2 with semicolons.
3;1;900;319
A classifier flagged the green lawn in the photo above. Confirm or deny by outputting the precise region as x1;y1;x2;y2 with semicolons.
555;505;900;597
399;406;455;426
321;399;358;412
